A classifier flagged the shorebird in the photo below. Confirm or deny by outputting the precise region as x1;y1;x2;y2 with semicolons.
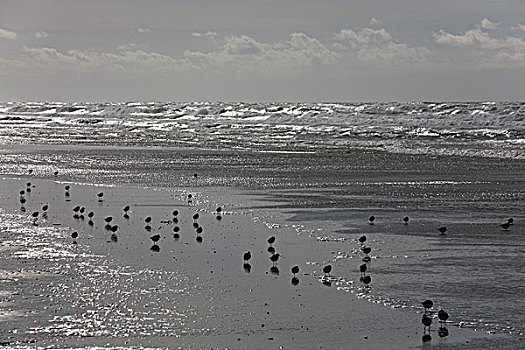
243;251;251;263
216;206;222;213
123;205;130;212
145;216;152;223
97;192;104;202
361;246;372;255
291;265;299;277
403;216;409;224
196;226;203;234
369;215;375;224
267;246;276;253
104;216;113;223
42;204;49;212
438;309;449;324
173;226;180;233
267;236;276;245
438;226;447;235
172;210;178;217
73;206;81;213
193;213;199;221
88;212;94;218
270;253;280;266
71;231;78;243
358;235;367;244
500;222;510;230
422;300;433;312
422;315;432;327
196;236;203;243
322;264;332;276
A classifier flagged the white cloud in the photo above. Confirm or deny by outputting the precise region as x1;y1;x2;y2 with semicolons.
333;27;429;67
34;31;50;39
433;19;525;68
192;31;218;40
0;28;18;40
368;18;383;27
479;18;499;30
511;23;525;32
137;28;151;33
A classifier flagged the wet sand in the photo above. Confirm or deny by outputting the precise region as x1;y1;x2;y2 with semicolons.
0;175;513;350
1;145;524;349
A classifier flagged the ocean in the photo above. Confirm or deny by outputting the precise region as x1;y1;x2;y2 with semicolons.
0;101;524;349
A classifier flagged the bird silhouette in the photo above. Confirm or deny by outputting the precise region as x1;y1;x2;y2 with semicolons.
438;309;449;324
243;251;251;263
267;236;276;245
403;216;409;224
369;215;375;224
150;234;160;243
291;265;299;277
358;235;367;244
438;226;447;234
270;253;280;266
422;300;433;311
361;246;372;255
323;265;332;276
500;222;510;230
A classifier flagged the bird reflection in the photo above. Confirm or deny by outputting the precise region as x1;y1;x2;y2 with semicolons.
110;233;118;243
150;244;160;252
291;277;299;286
243;263;251;273
270;266;279;275
438;327;449;338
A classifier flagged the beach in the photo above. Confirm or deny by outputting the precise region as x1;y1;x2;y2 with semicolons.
1;143;523;349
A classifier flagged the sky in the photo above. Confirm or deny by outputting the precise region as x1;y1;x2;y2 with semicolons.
1;0;524;102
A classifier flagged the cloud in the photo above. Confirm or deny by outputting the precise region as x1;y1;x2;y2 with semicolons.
433;19;525;68
137;28;151;33
333;27;430;67
511;23;525;32
368;18;383;27
0;28;18;40
479;18;499;30
34;31;50;39
192;31;218;40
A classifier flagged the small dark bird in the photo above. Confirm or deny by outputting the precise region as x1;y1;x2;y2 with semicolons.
369;215;375;224
97;192;104;200
145;216;152;223
26;182;32;187
196;226;203;234
173;226;180;233
359;263;368;275
104;216;113;223
422;334;432;343
291;265;299;277
173;233;180;239
438;309;449;324
323;265;332;276
422;300;433;311
32;211;39;218
111;225;119;233
150;234;160;243
54;171;59;176
500;222;510;230
79;207;85;213
422;315;432;327
362;275;371;285
193;213;199;221
20;190;25;195
403;216;409;224
20;198;26;204
73;206;81;212
88;212;94;218
438;226;447;234
71;231;78;239
270;253;280;265
507;218;514;225
42;204;49;212
358;235;367;244
267;236;276;245
243;251;251;263
65;185;70;191
267;246;275;253
145;225;152;231
172;210;178;216
192;222;199;228
361;246;372;255
216;207;222;213
196;236;203;243
123;205;130;212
